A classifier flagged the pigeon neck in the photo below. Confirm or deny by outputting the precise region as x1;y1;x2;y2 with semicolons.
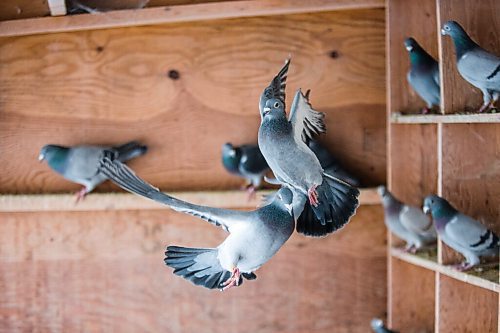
409;47;436;68
431;202;457;229
450;32;478;60
47;148;69;173
383;193;402;213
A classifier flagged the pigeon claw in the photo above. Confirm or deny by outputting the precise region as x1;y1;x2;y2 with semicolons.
220;267;241;292
307;185;319;207
75;187;88;204
245;184;257;202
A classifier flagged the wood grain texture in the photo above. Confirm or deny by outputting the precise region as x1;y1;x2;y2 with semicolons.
389;258;435;333
387;0;439;114
389;124;438;207
0;205;387;332
0;0;50;22
0;0;385;37
0;9;386;194
391;113;500;124
438;275;499;333
438;0;500;113
440;124;500;265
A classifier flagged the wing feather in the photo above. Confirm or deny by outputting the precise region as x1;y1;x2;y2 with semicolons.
288;89;326;144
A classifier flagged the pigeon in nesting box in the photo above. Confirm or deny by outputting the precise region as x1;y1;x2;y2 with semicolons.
221;143;269;198
370;318;399;333
441;20;500;113
257;58;359;236
404;37;440;114
39;141;147;202
423;195;499;271
378;186;437;253
99;157;302;291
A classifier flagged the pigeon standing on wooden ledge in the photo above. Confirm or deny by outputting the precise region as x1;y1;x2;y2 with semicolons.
221;143;269;198
370;318;399;333
258;58;359;236
423;195;499;271
39;141;147;202
378;186;436;252
441;20;500;113
99;157;299;291
404;37;440;114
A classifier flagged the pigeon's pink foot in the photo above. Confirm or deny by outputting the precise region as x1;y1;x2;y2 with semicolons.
449;262;474;272
221;267;241;291
307;185;319;207
246;185;256;201
421;107;431;114
478;103;491;113
404;245;417;254
75;187;88;203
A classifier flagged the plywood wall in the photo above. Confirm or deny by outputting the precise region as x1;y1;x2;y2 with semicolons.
0;205;387;332
0;9;386;194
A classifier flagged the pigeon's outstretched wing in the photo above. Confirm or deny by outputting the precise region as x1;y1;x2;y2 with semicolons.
288;89;326;144
259;58;290;114
100;157;249;232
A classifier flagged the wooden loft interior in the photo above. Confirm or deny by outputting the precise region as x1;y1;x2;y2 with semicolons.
0;0;498;332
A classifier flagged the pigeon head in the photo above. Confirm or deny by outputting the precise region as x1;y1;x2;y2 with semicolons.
261;98;285;120
441;20;467;38
441;21;477;58
275;187;293;215
370;318;384;330
423;195;457;218
221;143;242;174
377;185;388;197
404;37;419;52
39;144;70;173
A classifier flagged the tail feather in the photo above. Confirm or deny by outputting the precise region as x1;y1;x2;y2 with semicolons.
164;246;254;290
113;141;148;162
301;175;359;237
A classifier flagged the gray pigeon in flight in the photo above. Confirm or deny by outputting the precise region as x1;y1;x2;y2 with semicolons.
258;58;360;236
221;143;269;197
423;195;499;271
441;21;500;113
378;186;436;252
371;318;399;333
39;141;147;202
404;37;440;114
99;156;299;291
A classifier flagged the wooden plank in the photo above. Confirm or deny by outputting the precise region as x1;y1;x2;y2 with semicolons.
0;10;386;194
438;275;499;333
438;0;500;113
0;206;387;332
0;188;382;212
386;0;439;115
391;248;499;293
391;112;500;124
388;257;435;333
47;0;67;16
0;0;385;37
441;124;500;265
0;0;51;22
389;124;438;207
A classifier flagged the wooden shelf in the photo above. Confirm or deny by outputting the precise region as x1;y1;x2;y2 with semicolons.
0;188;380;212
391;113;500;124
391;248;499;293
0;0;384;37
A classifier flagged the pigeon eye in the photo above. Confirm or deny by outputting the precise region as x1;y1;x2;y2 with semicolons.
273;102;280;108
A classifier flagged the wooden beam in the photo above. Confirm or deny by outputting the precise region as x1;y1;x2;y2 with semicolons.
47;0;67;16
0;0;385;37
391;248;499;293
391;113;500;124
0;188;380;212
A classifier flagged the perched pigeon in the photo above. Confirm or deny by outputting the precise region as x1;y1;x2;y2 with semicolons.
378;186;436;252
423;195;499;271
441;21;500;113
258;58;359;236
99;156;300;291
404;37;440;114
221;143;269;196
371;318;399;333
39;141;147;202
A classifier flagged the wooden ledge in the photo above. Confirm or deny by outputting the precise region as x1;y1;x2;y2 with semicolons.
390;113;500;124
391;248;499;293
0;0;385;37
0;188;380;212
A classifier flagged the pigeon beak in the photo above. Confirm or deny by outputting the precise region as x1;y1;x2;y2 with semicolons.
38;154;45;162
423;205;430;214
440;28;446;35
405;45;413;51
263;107;271;115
